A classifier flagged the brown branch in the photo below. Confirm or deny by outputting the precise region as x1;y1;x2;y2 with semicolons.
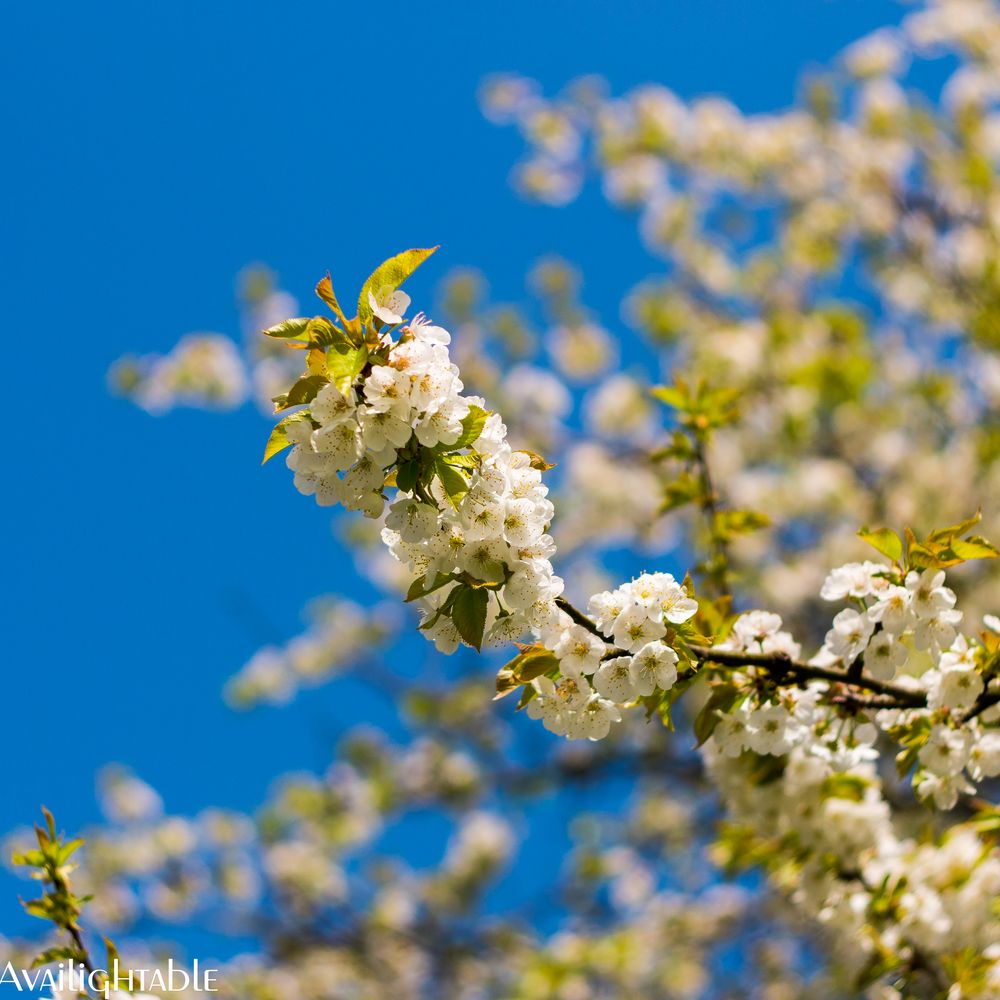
556;597;928;710
960;688;1000;723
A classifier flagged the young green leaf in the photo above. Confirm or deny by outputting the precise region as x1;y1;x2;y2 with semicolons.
858;525;903;563
326;342;368;395
650;384;690;410
693;683;741;747
494;645;559;699
396;460;420;494
405;572;455;603
305;315;349;349
948;535;999;560
447;405;489;451
262;317;311;340
263;410;314;465
434;458;469;508
280;374;328;409
451;585;489;651
315;274;349;326
357;247;439;326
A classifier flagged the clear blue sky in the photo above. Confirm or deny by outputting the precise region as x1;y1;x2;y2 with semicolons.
2;0;906;942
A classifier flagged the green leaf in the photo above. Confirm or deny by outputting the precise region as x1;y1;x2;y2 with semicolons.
31;947;81;969
277;374;328;410
315;274;349;326
405;572;455;603
441;453;478;470
396;460;420;494
821;773;867;802
895;742;922;778
928;512;982;543
357;247;439;326
451;585;489;651
715;509;770;539
650;430;695;463
857;526;903;563
692;683;741;747
305;315;349;349
434;457;469;508
906;541;941;569
263;410;313;465
948;535;999;560
515;684;538;711
11;849;46;868
326;342;368;395
650;385;690;410
494;646;560;700
56;839;84;864
23;898;54;920
262;317;311;340
446;405;489;450
659;472;699;513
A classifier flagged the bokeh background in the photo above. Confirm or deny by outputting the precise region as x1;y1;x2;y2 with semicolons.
2;0;926;949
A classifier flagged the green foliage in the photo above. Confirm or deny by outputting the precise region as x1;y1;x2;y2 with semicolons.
905;513;999;570
451;585;489;651
857;514;999;571
651;377;740;433
447;405;489;451
262;317;312;341
284;374;329;409
405;571;457;603
12;809;96;972
857;525;904;564
495;645;561;700
714;509;770;540
315;273;349;327
692;682;743;747
357;247;439;327
326;342;369;395
820;773;868;802
262;410;315;465
434;456;471;508
659;471;700;514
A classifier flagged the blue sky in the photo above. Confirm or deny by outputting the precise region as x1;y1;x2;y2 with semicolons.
2;0;907;942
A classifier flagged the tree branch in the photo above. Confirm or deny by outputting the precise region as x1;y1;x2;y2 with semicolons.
690;429;732;601
556;597;929;710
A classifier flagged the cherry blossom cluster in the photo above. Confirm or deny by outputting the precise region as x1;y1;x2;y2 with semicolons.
816;560;1000;807
379;417;564;653
279;289;566;654
707;737;1000;992
517;553;1000;821
285;305;462;514
527;573;696;740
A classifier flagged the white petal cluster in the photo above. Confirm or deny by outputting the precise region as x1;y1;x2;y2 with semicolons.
527;573;694;741
283;305;565;654
683;562;1000;810
706;739;1000;986
287;321;471;515
384;430;564;652
816;564;963;675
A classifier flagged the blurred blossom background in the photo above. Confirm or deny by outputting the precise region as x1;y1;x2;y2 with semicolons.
5;1;1000;996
